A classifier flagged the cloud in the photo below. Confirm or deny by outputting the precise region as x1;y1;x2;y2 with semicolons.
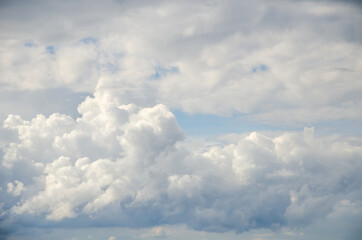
0;39;99;92
0;0;361;125
140;226;171;238
1;90;361;235
0;0;361;239
0;88;89;122
7;180;26;197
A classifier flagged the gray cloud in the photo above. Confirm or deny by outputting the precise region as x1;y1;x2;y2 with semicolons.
0;0;361;125
0;88;89;122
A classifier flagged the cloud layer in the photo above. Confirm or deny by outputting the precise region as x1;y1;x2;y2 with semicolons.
1;0;361;125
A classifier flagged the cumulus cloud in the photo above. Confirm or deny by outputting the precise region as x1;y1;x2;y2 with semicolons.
1;91;361;235
7;180;26;197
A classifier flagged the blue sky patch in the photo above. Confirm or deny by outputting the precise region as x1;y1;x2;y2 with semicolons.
100;63;120;73
80;37;97;44
24;42;36;48
252;64;268;73
151;66;179;79
46;46;55;54
172;109;291;138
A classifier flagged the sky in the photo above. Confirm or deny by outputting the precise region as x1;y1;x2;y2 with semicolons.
0;0;361;239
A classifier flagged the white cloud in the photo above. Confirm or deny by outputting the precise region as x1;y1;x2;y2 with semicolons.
140;226;171;238
1;92;361;234
7;180;26;197
0;40;99;92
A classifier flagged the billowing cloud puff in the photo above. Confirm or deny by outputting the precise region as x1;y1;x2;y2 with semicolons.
1;92;361;234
